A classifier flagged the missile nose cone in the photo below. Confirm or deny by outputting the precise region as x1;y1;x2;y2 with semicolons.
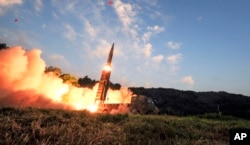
107;43;114;64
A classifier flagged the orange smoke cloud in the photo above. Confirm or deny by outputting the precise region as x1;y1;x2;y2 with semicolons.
0;46;132;112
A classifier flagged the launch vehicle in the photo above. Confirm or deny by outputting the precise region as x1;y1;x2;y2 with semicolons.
94;43;114;110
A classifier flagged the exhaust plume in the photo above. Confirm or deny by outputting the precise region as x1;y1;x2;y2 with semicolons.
0;46;132;112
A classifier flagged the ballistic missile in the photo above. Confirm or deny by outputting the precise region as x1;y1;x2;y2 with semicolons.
95;43;114;103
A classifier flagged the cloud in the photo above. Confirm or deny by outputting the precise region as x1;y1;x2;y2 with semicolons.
63;24;77;41
141;32;152;43
5;0;172;89
113;0;136;29
0;0;22;6
85;21;97;38
142;25;164;42
35;0;43;12
0;28;37;49
149;11;162;20
182;76;194;86
48;54;70;67
90;40;111;58
51;0;78;16
49;54;64;61
152;55;164;64
167;53;182;64
167;53;182;72
142;43;152;57
0;0;22;15
65;1;76;12
52;12;58;19
167;41;182;49
147;25;164;33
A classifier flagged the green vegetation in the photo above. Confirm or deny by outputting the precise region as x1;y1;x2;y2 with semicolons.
1;107;249;145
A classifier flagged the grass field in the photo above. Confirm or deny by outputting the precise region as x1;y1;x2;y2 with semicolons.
0;107;249;145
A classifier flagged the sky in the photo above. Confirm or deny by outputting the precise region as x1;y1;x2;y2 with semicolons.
0;0;250;96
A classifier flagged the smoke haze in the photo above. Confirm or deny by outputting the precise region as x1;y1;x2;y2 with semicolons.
0;46;132;112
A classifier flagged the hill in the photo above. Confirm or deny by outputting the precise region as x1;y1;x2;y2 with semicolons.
129;87;250;119
1;107;250;145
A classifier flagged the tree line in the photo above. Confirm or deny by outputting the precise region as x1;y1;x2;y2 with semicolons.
45;66;121;90
129;87;250;119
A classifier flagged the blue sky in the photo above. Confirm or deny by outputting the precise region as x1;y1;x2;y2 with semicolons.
0;0;250;96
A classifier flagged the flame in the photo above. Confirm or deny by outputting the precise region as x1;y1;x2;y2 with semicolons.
74;103;84;110
0;46;132;113
103;65;111;72
87;103;99;113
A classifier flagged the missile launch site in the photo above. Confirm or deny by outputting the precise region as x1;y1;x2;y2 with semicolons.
1;0;250;144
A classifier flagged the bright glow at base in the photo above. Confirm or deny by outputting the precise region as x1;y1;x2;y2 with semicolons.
74;103;84;110
103;65;111;71
87;104;98;113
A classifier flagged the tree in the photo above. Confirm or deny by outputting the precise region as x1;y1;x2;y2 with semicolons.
45;66;62;77
60;73;78;87
78;75;97;88
109;82;121;90
0;43;9;50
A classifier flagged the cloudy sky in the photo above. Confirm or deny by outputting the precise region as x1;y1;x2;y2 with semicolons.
0;0;250;96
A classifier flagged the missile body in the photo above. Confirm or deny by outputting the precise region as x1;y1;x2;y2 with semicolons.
95;43;114;103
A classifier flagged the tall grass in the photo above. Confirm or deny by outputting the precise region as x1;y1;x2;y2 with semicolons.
0;107;249;145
